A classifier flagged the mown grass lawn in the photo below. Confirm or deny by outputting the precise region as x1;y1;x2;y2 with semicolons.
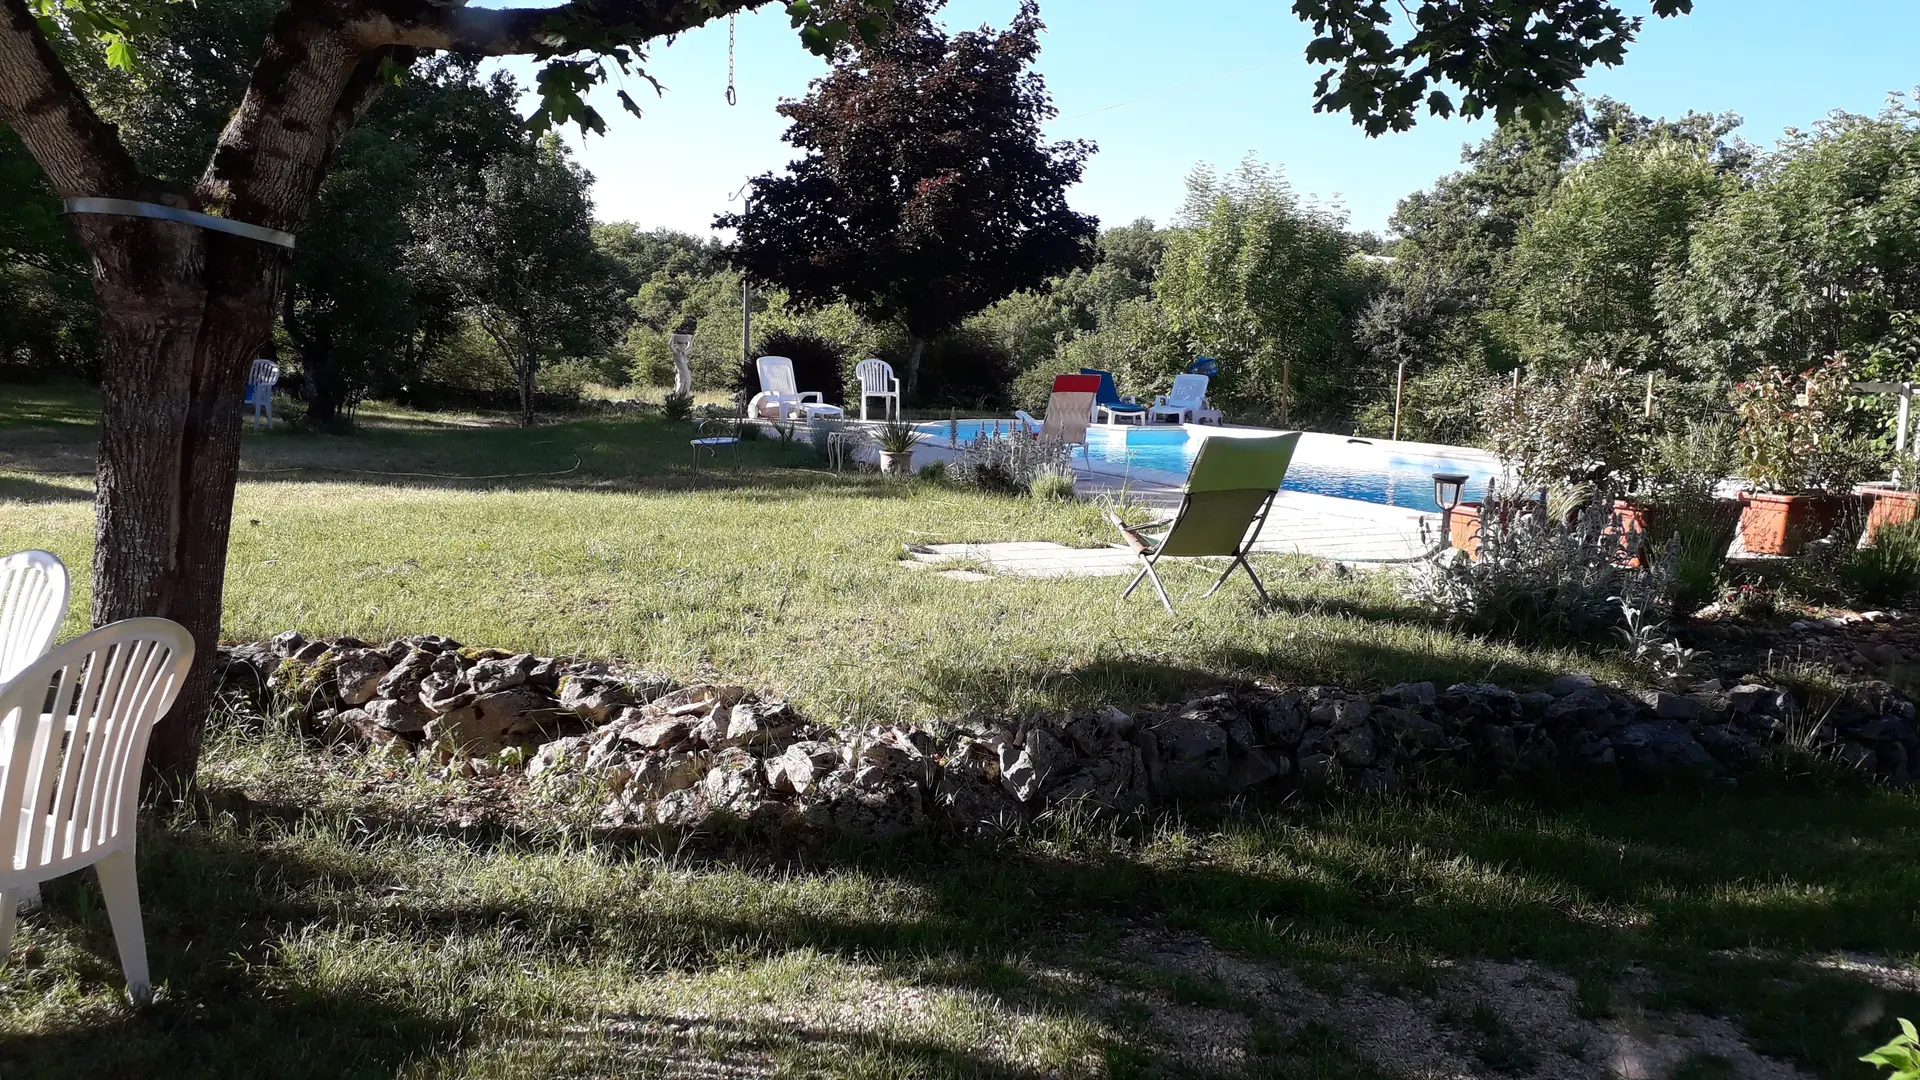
4;380;1920;1079
0;380;1632;724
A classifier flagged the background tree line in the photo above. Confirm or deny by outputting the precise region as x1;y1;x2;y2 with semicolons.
3;0;1916;448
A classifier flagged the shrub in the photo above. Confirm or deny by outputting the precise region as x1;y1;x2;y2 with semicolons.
1731;356;1883;493
1642;415;1739;502
1649;498;1740;614
659;391;694;423
914;330;1017;410
1843;518;1920;604
948;422;1070;495
1404;491;1675;647
918;460;949;483
1486;361;1650;490
1029;465;1077;501
1010;362;1062;415
738;329;848;406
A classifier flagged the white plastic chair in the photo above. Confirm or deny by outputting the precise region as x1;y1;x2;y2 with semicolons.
0;617;194;1004
245;358;279;429
1149;374;1223;426
747;356;844;422
1;550;68;685
854;359;901;421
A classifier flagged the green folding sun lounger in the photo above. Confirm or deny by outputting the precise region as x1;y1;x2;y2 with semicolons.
1108;431;1301;612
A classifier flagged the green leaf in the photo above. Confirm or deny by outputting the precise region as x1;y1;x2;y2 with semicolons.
103;33;134;71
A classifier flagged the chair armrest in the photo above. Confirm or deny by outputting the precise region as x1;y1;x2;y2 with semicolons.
889;377;901;394
1105;508;1177;554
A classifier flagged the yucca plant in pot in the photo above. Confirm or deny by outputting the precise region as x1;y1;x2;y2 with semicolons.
1732;356;1877;555
874;419;925;477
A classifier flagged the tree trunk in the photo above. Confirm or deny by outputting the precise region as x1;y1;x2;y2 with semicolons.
85;215;285;798
518;359;538;427
902;335;926;401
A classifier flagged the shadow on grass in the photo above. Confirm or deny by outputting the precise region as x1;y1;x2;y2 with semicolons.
914;643;1579;715
14;780;1916;1077
0;474;90;504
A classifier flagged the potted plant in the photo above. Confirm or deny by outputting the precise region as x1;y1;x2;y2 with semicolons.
875;419;924;477
1861;446;1920;544
1731;356;1876;555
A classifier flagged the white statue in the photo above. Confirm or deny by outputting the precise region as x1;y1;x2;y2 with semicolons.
669;333;694;397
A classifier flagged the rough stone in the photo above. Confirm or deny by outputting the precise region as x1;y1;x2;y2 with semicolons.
333;649;392;707
1383;681;1437;707
526;735;590;781
1613;721;1714;775
1142;716;1230;797
1333;723;1376;767
620;715;695;752
377;649;437;700
361;696;433;736
933;770;1025;835
468;654;537;694
1651;692;1704;722
765;740;842;794
628;751;710;797
723;698;795;748
703;747;765;811
269;630;308;657
1050;741;1150;812
801;765;925;838
1548;673;1598;697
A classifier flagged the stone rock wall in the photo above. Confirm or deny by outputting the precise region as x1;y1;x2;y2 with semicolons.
218;632;1920;841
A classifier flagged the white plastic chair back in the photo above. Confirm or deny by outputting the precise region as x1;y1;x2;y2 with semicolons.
0;618;192;887
1167;373;1209;408
856;359;895;395
757;356;798;397
0;551;68;684
248;358;280;389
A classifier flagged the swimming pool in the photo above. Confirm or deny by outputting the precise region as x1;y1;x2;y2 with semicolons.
920;421;1500;513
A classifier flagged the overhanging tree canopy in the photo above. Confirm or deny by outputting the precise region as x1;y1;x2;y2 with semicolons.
0;0;1690;797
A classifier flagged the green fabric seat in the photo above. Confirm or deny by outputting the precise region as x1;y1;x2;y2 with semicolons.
1110;432;1300;611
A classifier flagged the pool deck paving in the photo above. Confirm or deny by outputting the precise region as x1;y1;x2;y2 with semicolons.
892;436;1444;580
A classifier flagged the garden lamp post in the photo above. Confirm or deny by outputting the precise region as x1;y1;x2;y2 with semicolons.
1433;472;1469;551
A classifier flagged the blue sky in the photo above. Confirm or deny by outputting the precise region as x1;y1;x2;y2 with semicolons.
487;0;1920;237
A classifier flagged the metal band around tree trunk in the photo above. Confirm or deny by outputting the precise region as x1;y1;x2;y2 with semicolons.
62;197;297;250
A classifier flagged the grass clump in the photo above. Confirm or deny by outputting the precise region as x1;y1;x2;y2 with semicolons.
1844;518;1920;605
658;390;694;423
1028;464;1077;501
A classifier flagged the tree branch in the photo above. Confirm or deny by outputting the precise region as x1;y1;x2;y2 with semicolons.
365;0;775;56
0;0;144;198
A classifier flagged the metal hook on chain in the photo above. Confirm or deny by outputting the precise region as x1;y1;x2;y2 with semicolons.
725;12;738;106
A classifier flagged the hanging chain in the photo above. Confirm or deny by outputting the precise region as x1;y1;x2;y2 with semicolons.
725;13;737;106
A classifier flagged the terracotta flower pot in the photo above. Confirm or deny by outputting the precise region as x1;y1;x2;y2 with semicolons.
1864;488;1920;544
1447;502;1485;559
1445;500;1543;561
1739;492;1828;556
1607;499;1652;568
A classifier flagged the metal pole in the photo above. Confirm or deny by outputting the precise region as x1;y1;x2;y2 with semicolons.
1392;361;1406;442
1899;381;1913;455
740;196;752;376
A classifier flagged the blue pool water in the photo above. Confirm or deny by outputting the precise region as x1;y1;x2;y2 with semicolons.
920;421;1499;513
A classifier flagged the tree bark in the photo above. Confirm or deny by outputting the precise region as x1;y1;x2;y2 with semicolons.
902;335;926;399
